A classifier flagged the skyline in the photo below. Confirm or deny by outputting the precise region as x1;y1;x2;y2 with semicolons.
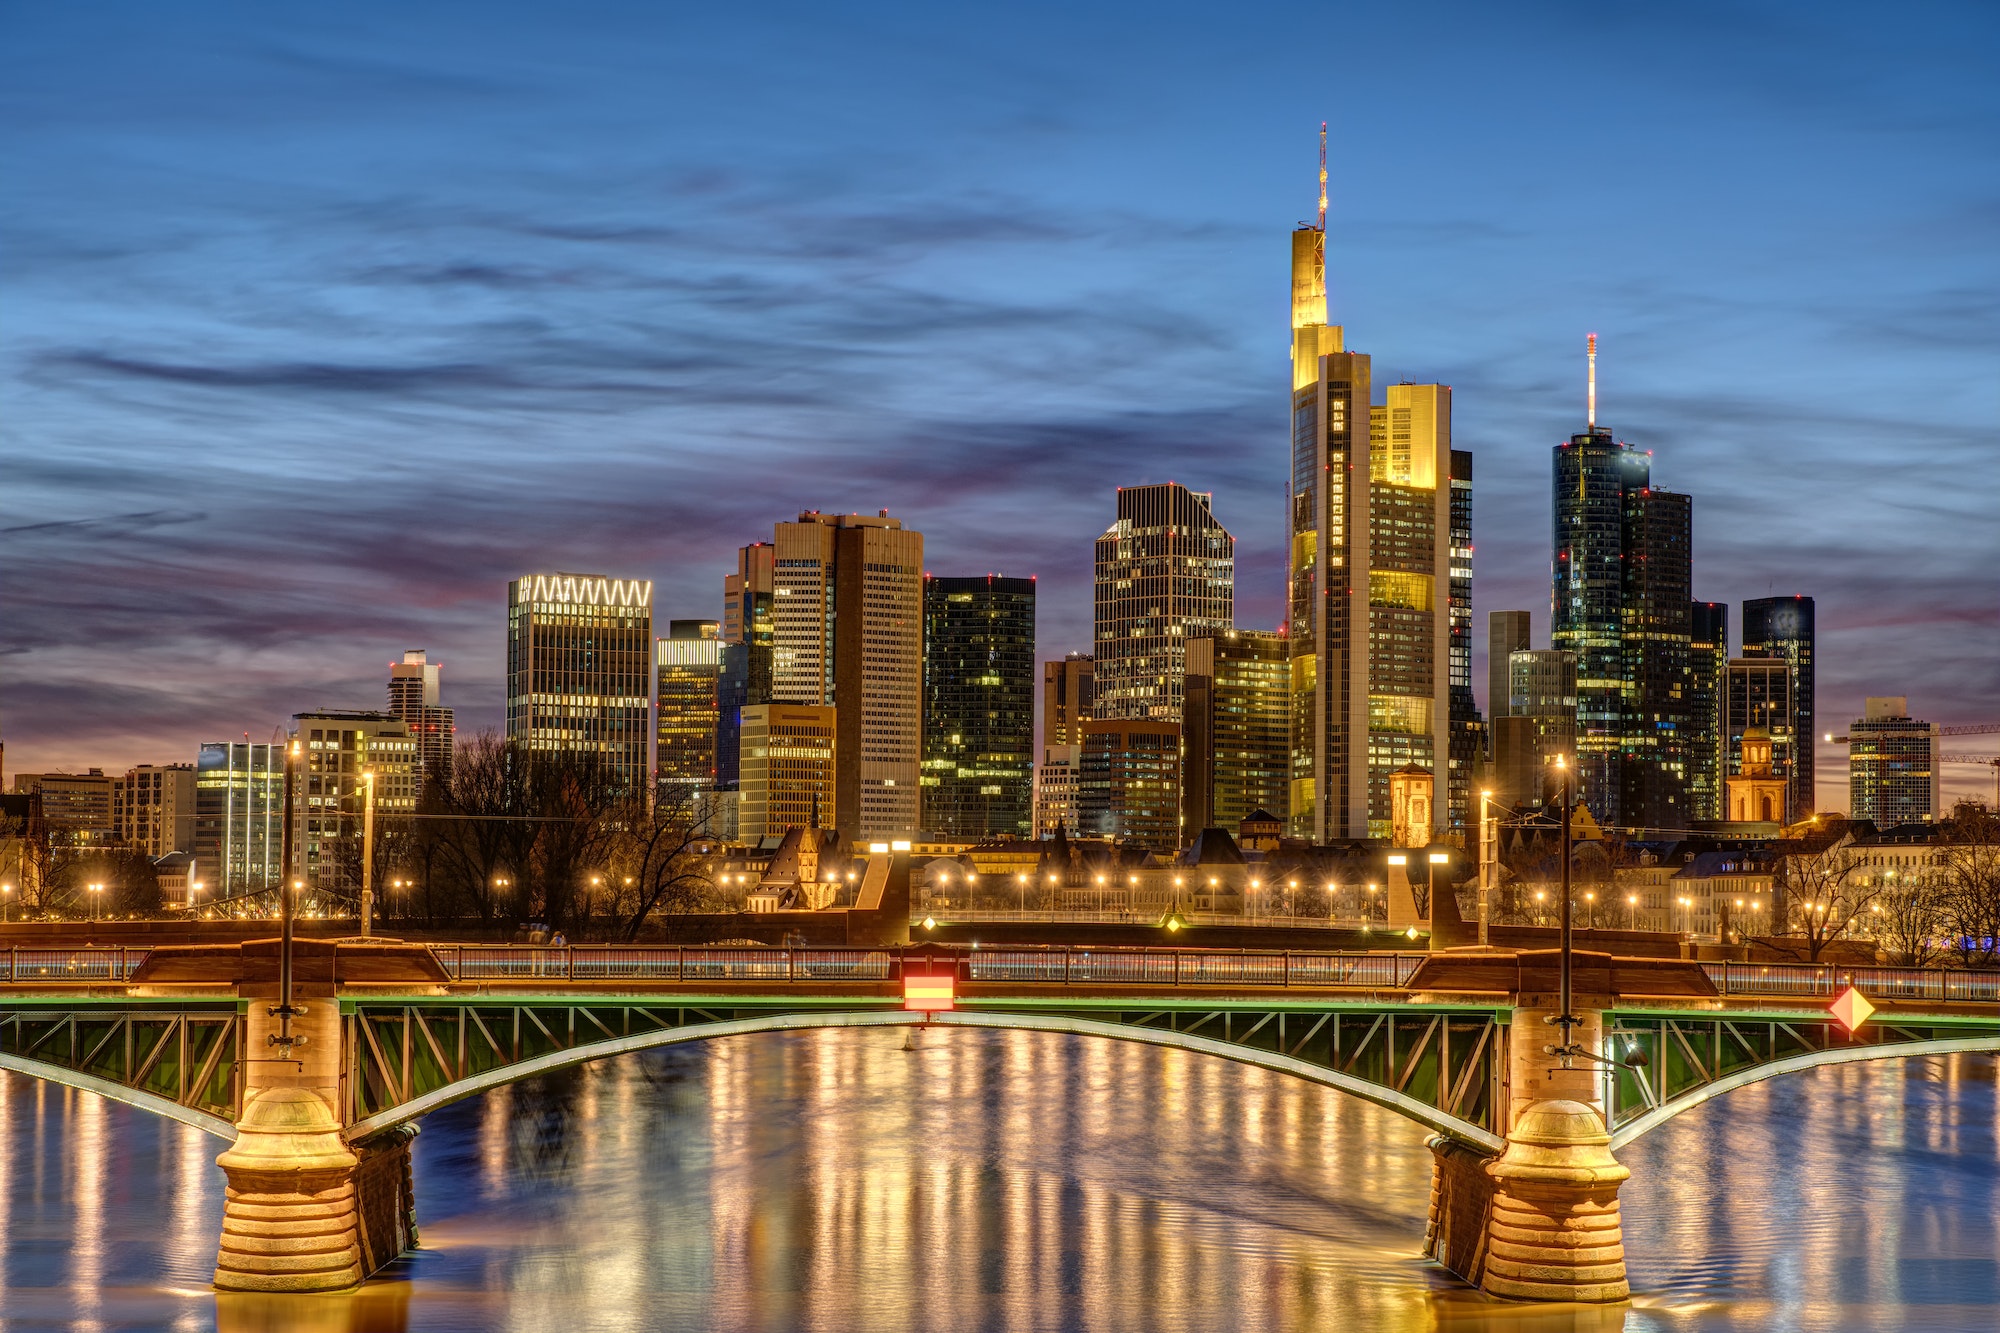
4;1;1996;810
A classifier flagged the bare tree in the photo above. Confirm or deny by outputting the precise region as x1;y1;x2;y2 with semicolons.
1775;838;1880;962
1872;875;1948;968
610;786;719;940
1934;803;2000;968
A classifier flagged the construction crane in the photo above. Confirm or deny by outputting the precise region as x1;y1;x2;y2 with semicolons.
1940;754;2000;807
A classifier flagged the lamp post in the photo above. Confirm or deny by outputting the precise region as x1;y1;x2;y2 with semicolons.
1477;787;1498;946
1549;753;1582;1067
359;770;376;937
1;882;11;925
89;882;105;922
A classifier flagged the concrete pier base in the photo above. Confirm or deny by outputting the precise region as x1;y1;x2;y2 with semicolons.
1479;1099;1630;1303
213;1087;365;1292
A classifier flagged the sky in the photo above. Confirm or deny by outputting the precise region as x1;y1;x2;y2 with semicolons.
3;0;1997;809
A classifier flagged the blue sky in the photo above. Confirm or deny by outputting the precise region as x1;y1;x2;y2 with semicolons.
4;0;1996;808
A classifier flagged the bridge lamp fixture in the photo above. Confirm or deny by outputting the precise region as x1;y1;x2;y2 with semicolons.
920;915;938;932
1428;852;1449;864
1386;854;1407;866
1160;906;1188;933
1096;874;1106;886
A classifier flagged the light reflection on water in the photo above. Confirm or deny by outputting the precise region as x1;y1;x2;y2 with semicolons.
0;1032;1994;1332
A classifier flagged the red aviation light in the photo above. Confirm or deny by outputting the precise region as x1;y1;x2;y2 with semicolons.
903;971;956;1012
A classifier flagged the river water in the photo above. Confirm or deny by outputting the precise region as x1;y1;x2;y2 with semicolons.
0;1030;1994;1332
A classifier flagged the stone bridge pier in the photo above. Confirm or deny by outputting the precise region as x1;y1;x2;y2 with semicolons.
212;940;420;1293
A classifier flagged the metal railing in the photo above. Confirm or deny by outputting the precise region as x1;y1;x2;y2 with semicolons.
1700;961;2000;1004
0;947;149;982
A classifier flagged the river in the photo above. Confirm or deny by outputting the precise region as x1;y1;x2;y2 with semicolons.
0;1029;1994;1331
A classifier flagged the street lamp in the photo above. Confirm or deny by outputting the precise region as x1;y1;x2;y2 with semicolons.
358;770;377;937
1016;872;1027;914
89;882;105;922
1;882;12;924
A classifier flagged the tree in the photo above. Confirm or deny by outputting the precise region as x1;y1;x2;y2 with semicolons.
607;785;719;940
1775;834;1880;962
1933;802;2000;969
1871;874;1948;968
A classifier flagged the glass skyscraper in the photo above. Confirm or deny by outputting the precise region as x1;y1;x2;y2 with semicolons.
506;573;654;795
1687;602;1728;822
1093;483;1233;722
1183;630;1290;834
921;575;1036;839
656;620;722;801
1741;596;1816;819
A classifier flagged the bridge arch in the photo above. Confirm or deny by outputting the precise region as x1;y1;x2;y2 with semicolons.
1607;1033;2000;1151
344;1008;1506;1151
0;1052;238;1140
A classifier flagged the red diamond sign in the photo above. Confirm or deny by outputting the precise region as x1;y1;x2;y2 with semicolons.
1829;985;1875;1032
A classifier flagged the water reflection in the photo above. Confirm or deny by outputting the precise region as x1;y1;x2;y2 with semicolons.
0;1035;1993;1331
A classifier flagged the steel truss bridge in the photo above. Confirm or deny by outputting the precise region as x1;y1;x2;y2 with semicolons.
1;943;1997;1150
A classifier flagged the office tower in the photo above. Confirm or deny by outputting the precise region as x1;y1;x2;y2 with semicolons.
10;771;116;851
738;704;836;843
1035;746;1081;837
193;742;284;893
1487;611;1532;722
922;575;1036;839
1183;630;1290;834
1847;697;1938;825
767;511;923;843
1092;483;1234;721
113;764;196;857
1492;649;1577;811
1725;658;1795;820
657;620;722;802
506;573;654;794
289;711;419;891
718;543;776;791
1741;596;1816;818
1042;654;1095;751
1077;719;1182;851
1447;449;1478;833
1687;603;1729;822
1551;337;1693;830
387;650;455;794
1619;484;1692;832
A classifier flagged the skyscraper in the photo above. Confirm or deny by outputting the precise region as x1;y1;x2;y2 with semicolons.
1551;337;1693;831
921;575;1036;839
387;649;455;794
1447;448;1478;832
1042;654;1095;751
1847;697;1938;825
1078;718;1181;851
1687;602;1729;822
717;542;775;792
1741;596;1816;818
193;742;283;893
737;704;835;843
656;620;722;802
506;573;654;794
1725;657;1794;819
1092;483;1233;721
1487;611;1532;723
1183;630;1290;834
768;511;923;843
1285;137;1460;843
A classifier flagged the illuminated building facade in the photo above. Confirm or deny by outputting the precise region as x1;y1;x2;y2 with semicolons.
1035;746;1081;837
1092;483;1233;722
921;575;1036;839
289;711;419;891
113;764;196;857
387;649;454;795
1847;697;1938;825
1619;482;1693;833
9;771;116;852
1284;139;1459;843
718;542;775;791
1078;718;1182;852
1742;596;1815;818
193;742;283;893
1042;654;1095;750
768;511;923;843
738;704;836;843
1687;602;1729;822
1183;630;1289;834
1725;658;1795;819
1447;448;1478;832
506;573;654;794
657;620;722;801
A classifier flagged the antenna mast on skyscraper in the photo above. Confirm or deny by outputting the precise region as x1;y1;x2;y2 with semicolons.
1587;332;1598;429
1317;122;1328;231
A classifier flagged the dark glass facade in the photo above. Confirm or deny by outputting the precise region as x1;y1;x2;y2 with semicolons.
1093;484;1233;721
1741;596;1815;819
1687;602;1728;822
921;575;1036;838
1183;631;1290;834
1447;448;1478;832
1619;486;1692;832
1078;719;1181;851
506;574;653;794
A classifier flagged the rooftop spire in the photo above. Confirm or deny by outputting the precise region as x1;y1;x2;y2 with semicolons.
1317;121;1328;231
1587;332;1598;429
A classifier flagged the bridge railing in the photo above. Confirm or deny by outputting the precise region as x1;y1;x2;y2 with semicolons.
0;947;149;982
1700;961;2000;1003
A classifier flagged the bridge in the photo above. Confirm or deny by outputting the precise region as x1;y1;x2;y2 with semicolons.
3;934;1998;1303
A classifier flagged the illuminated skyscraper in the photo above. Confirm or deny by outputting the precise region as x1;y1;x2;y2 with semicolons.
1847;697;1938;825
1093;483;1233;722
1447;448;1478;832
1042;654;1095;750
193;742;283;893
1687;602;1729;822
1078;718;1182;851
921;575;1036;838
656;620;722;801
738;704;836;843
1551;338;1693;831
717;542;775;791
768;511;923;843
506;573;654;794
1183;630;1290;834
387;649;455;794
1725;657;1794;819
1742;596;1815;818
